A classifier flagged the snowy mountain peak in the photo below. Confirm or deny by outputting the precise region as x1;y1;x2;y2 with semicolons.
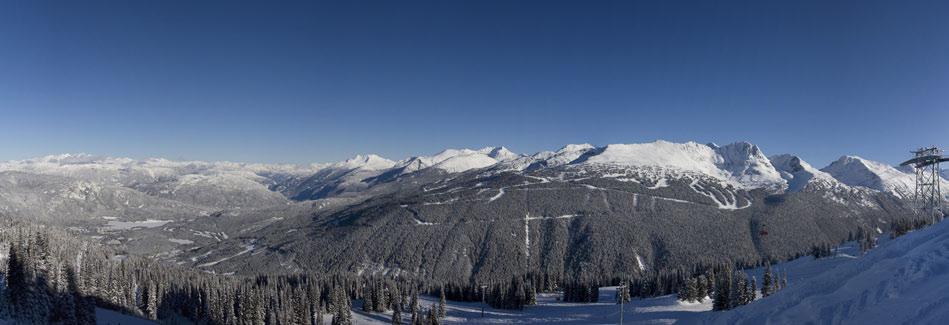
334;154;396;171
770;154;837;192
477;146;520;161
713;142;786;190
821;155;916;197
557;143;595;154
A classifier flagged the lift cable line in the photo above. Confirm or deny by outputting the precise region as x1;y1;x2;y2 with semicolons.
899;146;948;224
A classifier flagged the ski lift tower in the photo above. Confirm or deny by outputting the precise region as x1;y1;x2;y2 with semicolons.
899;146;949;224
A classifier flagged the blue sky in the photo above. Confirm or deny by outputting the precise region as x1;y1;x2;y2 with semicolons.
1;0;947;166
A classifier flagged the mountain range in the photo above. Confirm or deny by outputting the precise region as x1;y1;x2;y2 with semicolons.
0;140;944;282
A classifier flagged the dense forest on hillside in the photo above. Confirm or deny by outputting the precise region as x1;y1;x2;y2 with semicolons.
0;209;937;324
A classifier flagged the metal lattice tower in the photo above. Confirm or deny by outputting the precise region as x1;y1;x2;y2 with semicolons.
899;146;948;223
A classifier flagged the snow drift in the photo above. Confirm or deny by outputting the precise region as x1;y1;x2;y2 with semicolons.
707;217;949;324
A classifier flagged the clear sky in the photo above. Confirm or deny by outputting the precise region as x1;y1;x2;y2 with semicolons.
1;0;947;166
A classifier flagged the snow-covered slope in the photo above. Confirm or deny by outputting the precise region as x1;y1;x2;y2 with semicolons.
578;141;725;176
575;141;785;189
708;217;949;325
821;156;918;198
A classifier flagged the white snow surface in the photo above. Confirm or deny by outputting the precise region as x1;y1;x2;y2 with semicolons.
581;141;727;176
707;218;949;325
96;307;157;324
578;141;786;189
433;153;500;173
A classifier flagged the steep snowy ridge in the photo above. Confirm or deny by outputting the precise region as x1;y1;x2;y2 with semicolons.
770;154;839;192
708;217;949;324
713;142;786;190
822;156;919;198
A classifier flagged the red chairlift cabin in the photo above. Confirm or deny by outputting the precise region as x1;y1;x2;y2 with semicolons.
759;223;769;236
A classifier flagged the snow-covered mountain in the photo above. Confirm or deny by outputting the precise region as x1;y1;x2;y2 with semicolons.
395;146;519;174
821;155;949;200
572;141;785;190
769;154;840;192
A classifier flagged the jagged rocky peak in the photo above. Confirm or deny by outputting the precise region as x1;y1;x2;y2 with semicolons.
713;142;786;189
770;154;836;192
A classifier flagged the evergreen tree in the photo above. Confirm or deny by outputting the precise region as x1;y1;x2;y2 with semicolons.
695;275;708;301
362;284;374;312
676;279;691;302
704;272;716;299
331;286;352;325
749;277;758;302
712;270;732;311
6;244;29;320
427;303;440;325
527;282;538;305
761;264;774;297
728;272;744;309
391;299;403;325
410;290;420;325
438;285;447;318
617;281;631;304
